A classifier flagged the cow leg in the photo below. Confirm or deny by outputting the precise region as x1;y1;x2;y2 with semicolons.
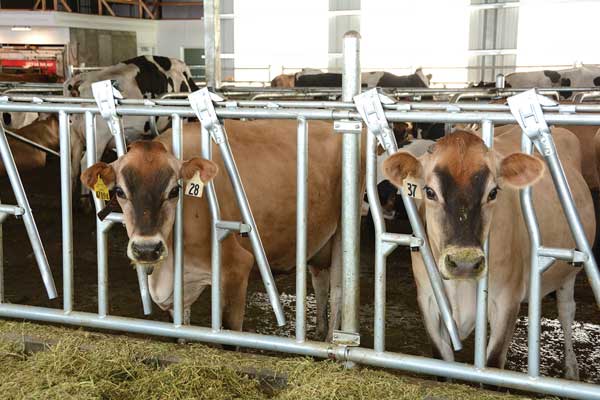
221;246;254;332
309;265;330;341
419;294;454;362
486;298;520;369
326;228;343;342
557;275;579;380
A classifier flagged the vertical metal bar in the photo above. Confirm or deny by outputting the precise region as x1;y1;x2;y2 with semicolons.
59;111;73;313
172;115;184;326
86;111;109;317
474;119;493;369
367;129;387;353
202;127;222;331
295;117;308;343
136;265;153;315
519;132;542;377
341;31;362;336
0;124;56;299
203;0;221;89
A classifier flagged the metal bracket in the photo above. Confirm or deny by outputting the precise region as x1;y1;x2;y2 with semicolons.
215;220;252;241
333;119;362;134
332;330;360;347
354;88;398;153
507;89;557;157
91;80;126;152
188;88;226;144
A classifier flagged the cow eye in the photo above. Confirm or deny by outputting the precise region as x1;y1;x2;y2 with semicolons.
115;187;127;199
423;186;437;201
168;185;180;199
487;187;499;202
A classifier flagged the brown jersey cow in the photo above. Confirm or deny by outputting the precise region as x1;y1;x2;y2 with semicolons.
383;128;594;380
81;120;358;339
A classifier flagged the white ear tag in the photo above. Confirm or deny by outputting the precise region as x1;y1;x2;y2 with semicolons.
185;171;204;198
404;176;423;199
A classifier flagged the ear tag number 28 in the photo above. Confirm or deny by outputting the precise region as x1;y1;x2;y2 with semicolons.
185;171;205;198
94;175;110;201
404;177;422;199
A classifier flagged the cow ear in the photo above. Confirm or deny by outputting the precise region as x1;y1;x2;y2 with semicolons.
81;162;116;190
382;151;422;188
499;153;545;188
181;157;218;182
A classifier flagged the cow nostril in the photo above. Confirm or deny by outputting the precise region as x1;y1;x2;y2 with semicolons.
446;255;458;269
473;256;485;271
152;242;163;256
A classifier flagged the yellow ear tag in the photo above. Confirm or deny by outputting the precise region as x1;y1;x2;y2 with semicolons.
404;177;423;199
94;175;110;201
185;171;204;198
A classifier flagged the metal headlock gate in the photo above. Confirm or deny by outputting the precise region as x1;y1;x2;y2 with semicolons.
2;32;600;399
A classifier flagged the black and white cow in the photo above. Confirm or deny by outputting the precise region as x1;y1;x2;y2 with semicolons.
65;55;199;196
504;65;600;98
272;68;431;89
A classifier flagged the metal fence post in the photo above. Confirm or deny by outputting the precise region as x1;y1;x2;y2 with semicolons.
59;111;73;313
172;115;184;326
296;116;308;343
474;119;493;369
203;0;221;90
341;31;362;338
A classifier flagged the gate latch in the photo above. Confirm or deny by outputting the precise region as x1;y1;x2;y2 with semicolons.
354;88;398;154
92;80;123;139
188;88;226;144
507;89;557;157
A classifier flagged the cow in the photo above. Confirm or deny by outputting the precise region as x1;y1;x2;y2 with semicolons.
65;55;199;200
81;119;360;340
382;128;594;379
505;65;600;98
0;114;59;175
271;69;431;89
1;111;38;130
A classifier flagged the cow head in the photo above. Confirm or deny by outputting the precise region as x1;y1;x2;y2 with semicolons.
383;131;544;280
81;141;218;272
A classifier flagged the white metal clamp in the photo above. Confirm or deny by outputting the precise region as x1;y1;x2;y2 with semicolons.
92;80;126;154
507;89;558;157
354;88;398;153
188;88;226;144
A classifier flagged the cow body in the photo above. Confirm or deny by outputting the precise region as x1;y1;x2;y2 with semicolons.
271;69;430;89
505;66;600;98
82;119;357;339
0;115;59;175
383;128;594;379
66;56;198;196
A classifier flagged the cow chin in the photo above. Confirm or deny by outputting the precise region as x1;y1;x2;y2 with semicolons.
439;246;486;280
127;236;168;275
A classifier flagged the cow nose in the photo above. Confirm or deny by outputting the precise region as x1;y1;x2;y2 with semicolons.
446;254;485;271
131;241;165;262
442;247;486;279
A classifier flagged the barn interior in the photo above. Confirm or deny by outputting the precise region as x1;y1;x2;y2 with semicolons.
1;1;600;398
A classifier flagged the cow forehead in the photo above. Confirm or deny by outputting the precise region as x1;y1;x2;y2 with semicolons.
430;131;489;186
119;142;177;187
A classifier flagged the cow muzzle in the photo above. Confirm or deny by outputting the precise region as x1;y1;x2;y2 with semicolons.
440;246;486;280
127;236;167;274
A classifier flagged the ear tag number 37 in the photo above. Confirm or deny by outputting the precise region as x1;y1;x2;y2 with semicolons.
94;175;110;201
404;177;422;199
185;171;204;198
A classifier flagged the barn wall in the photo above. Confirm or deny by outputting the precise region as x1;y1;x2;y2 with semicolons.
69;28;137;67
155;20;204;60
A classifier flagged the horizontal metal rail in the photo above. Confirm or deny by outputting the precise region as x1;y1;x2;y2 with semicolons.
0;303;599;399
